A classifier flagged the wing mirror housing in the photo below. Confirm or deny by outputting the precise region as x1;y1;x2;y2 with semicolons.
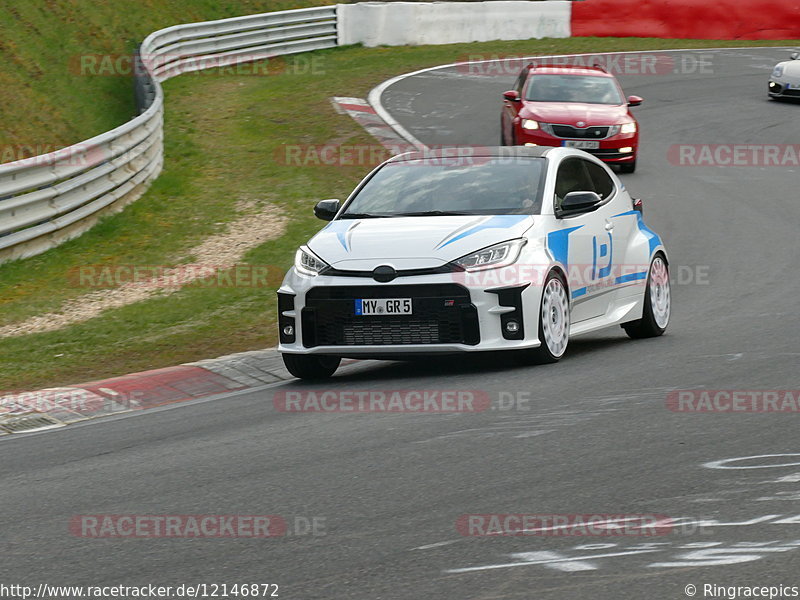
503;90;521;102
314;199;340;221
791;52;799;60
627;95;643;107
558;191;603;217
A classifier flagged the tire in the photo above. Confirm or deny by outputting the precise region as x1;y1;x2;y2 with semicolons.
618;159;637;174
516;271;570;365
623;253;670;339
282;354;341;380
500;119;509;146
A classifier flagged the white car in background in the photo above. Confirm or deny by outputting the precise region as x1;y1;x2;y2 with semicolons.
769;51;800;99
277;147;670;380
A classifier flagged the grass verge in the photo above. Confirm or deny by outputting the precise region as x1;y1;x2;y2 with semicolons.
0;0;336;149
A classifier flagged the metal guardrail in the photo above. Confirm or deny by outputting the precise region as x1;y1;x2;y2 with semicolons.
0;6;337;263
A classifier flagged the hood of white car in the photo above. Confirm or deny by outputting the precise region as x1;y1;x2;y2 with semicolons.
308;215;534;270
776;59;800;80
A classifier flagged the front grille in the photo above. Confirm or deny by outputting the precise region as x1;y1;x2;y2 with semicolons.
342;320;450;345
302;284;479;347
782;88;800;97
321;264;456;278
549;124;611;139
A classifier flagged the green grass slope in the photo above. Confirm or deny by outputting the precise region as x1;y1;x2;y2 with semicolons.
0;0;334;151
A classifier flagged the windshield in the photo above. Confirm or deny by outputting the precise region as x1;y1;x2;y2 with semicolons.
525;74;624;105
340;157;545;217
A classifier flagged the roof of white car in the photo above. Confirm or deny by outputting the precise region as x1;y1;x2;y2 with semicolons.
388;146;554;163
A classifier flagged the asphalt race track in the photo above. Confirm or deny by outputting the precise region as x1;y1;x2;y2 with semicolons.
3;48;800;599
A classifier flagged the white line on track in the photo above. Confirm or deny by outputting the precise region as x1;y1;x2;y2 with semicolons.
443;549;661;574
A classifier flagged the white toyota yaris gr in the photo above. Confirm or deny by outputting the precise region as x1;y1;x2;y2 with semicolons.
277;146;670;379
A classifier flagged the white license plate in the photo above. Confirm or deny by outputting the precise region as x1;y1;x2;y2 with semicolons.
563;140;600;149
355;298;412;316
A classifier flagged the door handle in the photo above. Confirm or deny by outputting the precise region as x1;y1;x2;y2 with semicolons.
605;222;614;231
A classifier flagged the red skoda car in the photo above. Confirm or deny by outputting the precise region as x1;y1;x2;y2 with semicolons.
501;64;643;173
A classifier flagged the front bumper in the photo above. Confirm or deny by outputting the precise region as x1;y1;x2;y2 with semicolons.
517;128;638;163
769;79;800;98
277;268;545;357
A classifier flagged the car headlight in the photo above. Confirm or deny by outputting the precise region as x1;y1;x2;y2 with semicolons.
521;119;539;130
620;122;637;134
772;65;785;78
453;239;527;272
295;246;329;276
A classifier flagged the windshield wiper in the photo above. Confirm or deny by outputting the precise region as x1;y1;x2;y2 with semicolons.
338;212;392;219
393;210;475;217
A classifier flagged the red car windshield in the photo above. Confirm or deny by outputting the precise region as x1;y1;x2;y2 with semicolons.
525;74;624;105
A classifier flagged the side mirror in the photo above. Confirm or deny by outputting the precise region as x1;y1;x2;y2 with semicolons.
503;90;521;102
559;191;602;216
627;95;643;107
791;52;799;60
314;199;340;221
633;198;643;214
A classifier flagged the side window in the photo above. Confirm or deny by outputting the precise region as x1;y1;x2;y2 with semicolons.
584;161;616;200
554;158;593;209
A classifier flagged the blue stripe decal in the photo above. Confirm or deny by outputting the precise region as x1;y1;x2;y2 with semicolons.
615;271;648;284
637;214;663;257
573;271;645;300
322;220;357;251
612;209;663;257
436;215;529;249
546;226;583;266
593;232;613;279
